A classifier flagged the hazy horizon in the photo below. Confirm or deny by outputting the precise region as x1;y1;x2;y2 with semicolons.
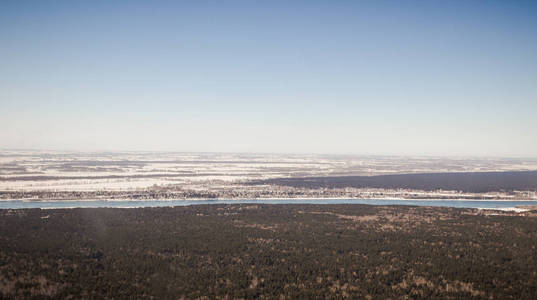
3;147;537;160
2;1;536;157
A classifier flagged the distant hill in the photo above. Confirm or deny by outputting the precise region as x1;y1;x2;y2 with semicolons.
252;171;537;193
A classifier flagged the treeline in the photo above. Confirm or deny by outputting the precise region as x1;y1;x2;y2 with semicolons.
253;170;537;192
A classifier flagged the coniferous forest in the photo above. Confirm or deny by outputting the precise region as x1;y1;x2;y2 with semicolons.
1;204;536;299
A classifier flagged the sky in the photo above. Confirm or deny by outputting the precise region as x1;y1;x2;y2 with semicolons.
1;0;536;157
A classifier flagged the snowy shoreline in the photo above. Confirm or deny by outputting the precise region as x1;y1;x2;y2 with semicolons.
2;197;537;202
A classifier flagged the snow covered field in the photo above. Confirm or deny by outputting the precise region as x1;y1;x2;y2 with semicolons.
2;151;537;191
1;151;537;200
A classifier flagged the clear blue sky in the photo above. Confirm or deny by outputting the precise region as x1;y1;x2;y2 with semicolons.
1;1;536;157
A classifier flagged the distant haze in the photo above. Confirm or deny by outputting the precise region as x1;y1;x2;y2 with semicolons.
1;1;536;157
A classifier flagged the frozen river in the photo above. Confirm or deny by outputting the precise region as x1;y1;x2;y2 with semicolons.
1;198;536;210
